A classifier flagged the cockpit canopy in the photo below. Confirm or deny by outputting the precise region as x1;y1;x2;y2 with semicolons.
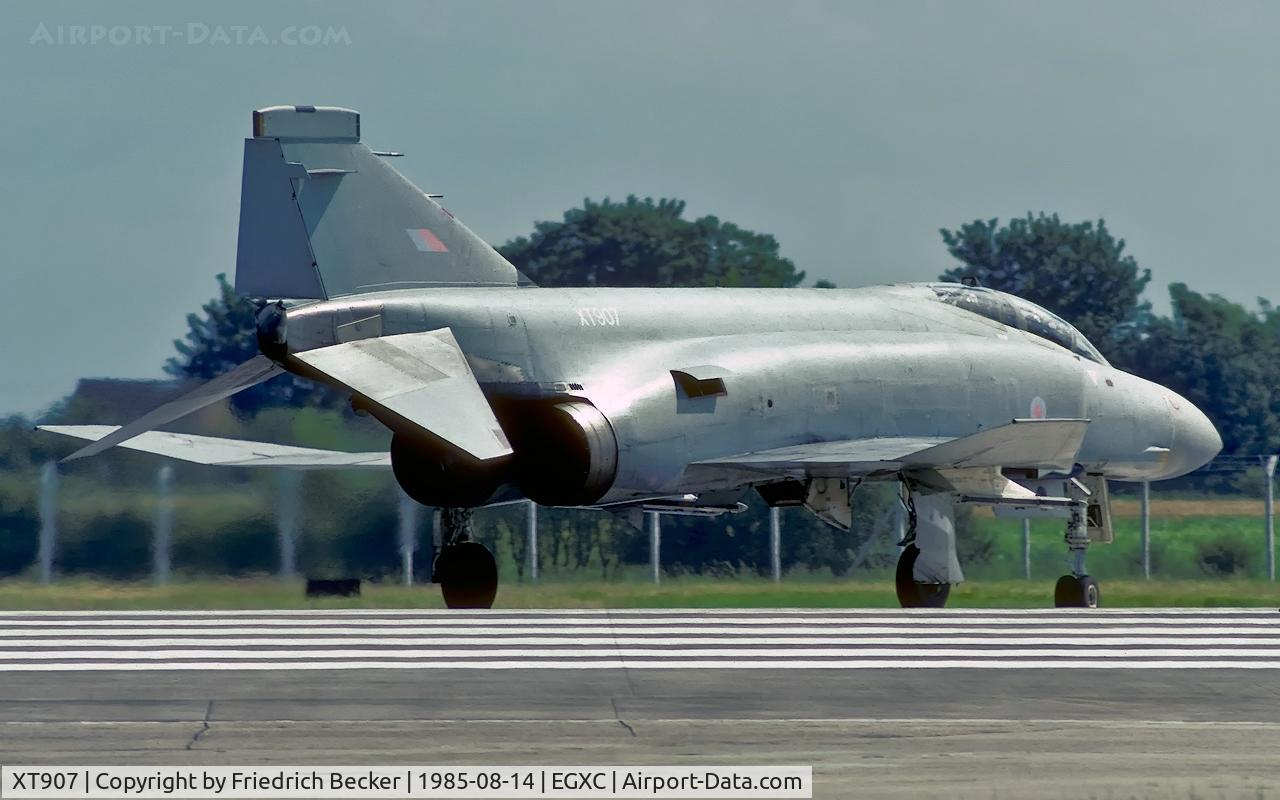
928;283;1109;366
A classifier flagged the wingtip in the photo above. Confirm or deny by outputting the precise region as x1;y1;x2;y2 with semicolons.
33;425;91;462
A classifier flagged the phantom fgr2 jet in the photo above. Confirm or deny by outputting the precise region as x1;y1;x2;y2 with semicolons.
43;105;1222;609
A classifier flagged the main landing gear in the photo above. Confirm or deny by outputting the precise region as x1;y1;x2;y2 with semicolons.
894;488;963;609
1054;500;1100;608
433;508;498;609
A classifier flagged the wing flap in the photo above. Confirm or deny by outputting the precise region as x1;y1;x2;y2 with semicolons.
293;328;513;461
40;426;389;469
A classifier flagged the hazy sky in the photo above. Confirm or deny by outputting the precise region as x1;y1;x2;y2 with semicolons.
2;0;1277;416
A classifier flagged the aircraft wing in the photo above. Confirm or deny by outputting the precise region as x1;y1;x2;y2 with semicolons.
696;418;1089;477
59;355;284;462
293;328;512;461
39;426;389;469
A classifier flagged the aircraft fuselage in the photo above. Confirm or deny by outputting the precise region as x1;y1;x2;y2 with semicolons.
280;283;1220;505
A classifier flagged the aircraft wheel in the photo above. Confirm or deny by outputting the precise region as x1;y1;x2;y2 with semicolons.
1053;574;1100;608
436;541;498;609
895;545;950;608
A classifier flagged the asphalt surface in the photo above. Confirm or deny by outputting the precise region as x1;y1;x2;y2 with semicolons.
2;609;1279;799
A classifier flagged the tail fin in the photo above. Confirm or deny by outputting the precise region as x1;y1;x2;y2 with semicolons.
235;105;520;299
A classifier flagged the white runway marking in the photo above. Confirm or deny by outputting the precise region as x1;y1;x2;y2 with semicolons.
0;609;1274;671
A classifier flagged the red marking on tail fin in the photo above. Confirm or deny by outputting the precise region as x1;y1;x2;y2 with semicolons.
407;228;448;253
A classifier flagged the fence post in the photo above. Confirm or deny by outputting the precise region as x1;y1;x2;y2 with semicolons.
38;462;58;585
153;465;174;585
1265;455;1277;583
770;506;782;582
431;509;442;580
398;491;417;586
276;471;300;578
1021;519;1031;580
649;512;661;585
527;501;539;583
1141;480;1151;580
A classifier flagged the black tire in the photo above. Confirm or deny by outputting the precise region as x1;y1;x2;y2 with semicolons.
436;541;498;609
895;545;951;608
1054;574;1100;608
916;582;951;608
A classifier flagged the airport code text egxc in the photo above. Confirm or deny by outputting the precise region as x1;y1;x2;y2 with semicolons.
0;766;813;798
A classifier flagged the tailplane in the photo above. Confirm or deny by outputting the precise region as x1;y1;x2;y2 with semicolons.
235;105;521;299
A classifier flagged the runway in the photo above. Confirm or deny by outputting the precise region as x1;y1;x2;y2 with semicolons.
3;609;1279;798
1;607;1278;670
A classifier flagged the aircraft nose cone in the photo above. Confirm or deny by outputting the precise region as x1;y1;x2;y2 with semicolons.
1168;394;1222;477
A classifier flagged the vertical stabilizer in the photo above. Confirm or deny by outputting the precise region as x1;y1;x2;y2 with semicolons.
235;105;520;300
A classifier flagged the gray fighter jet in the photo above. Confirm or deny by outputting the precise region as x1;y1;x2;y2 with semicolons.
42;105;1222;609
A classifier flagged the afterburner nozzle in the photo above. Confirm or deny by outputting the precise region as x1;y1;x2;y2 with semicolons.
255;300;288;359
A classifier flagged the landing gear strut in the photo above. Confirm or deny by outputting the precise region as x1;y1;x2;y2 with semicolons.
433;508;498;609
1054;501;1100;608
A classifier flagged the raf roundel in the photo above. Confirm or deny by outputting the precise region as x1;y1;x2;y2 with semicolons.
1029;396;1048;419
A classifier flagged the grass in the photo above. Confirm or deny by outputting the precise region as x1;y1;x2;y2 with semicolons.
1109;497;1265;517
964;514;1275;581
0;576;1276;610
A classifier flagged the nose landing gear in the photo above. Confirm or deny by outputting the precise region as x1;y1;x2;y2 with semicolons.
1054;500;1100;608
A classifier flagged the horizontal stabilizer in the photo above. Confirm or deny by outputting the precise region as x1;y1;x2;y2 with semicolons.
60;355;284;462
697;418;1088;477
40;426;388;469
293;328;513;461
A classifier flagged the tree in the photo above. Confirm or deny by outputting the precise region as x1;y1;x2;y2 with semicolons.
1129;284;1280;456
166;274;335;413
499;196;806;288
939;214;1152;356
